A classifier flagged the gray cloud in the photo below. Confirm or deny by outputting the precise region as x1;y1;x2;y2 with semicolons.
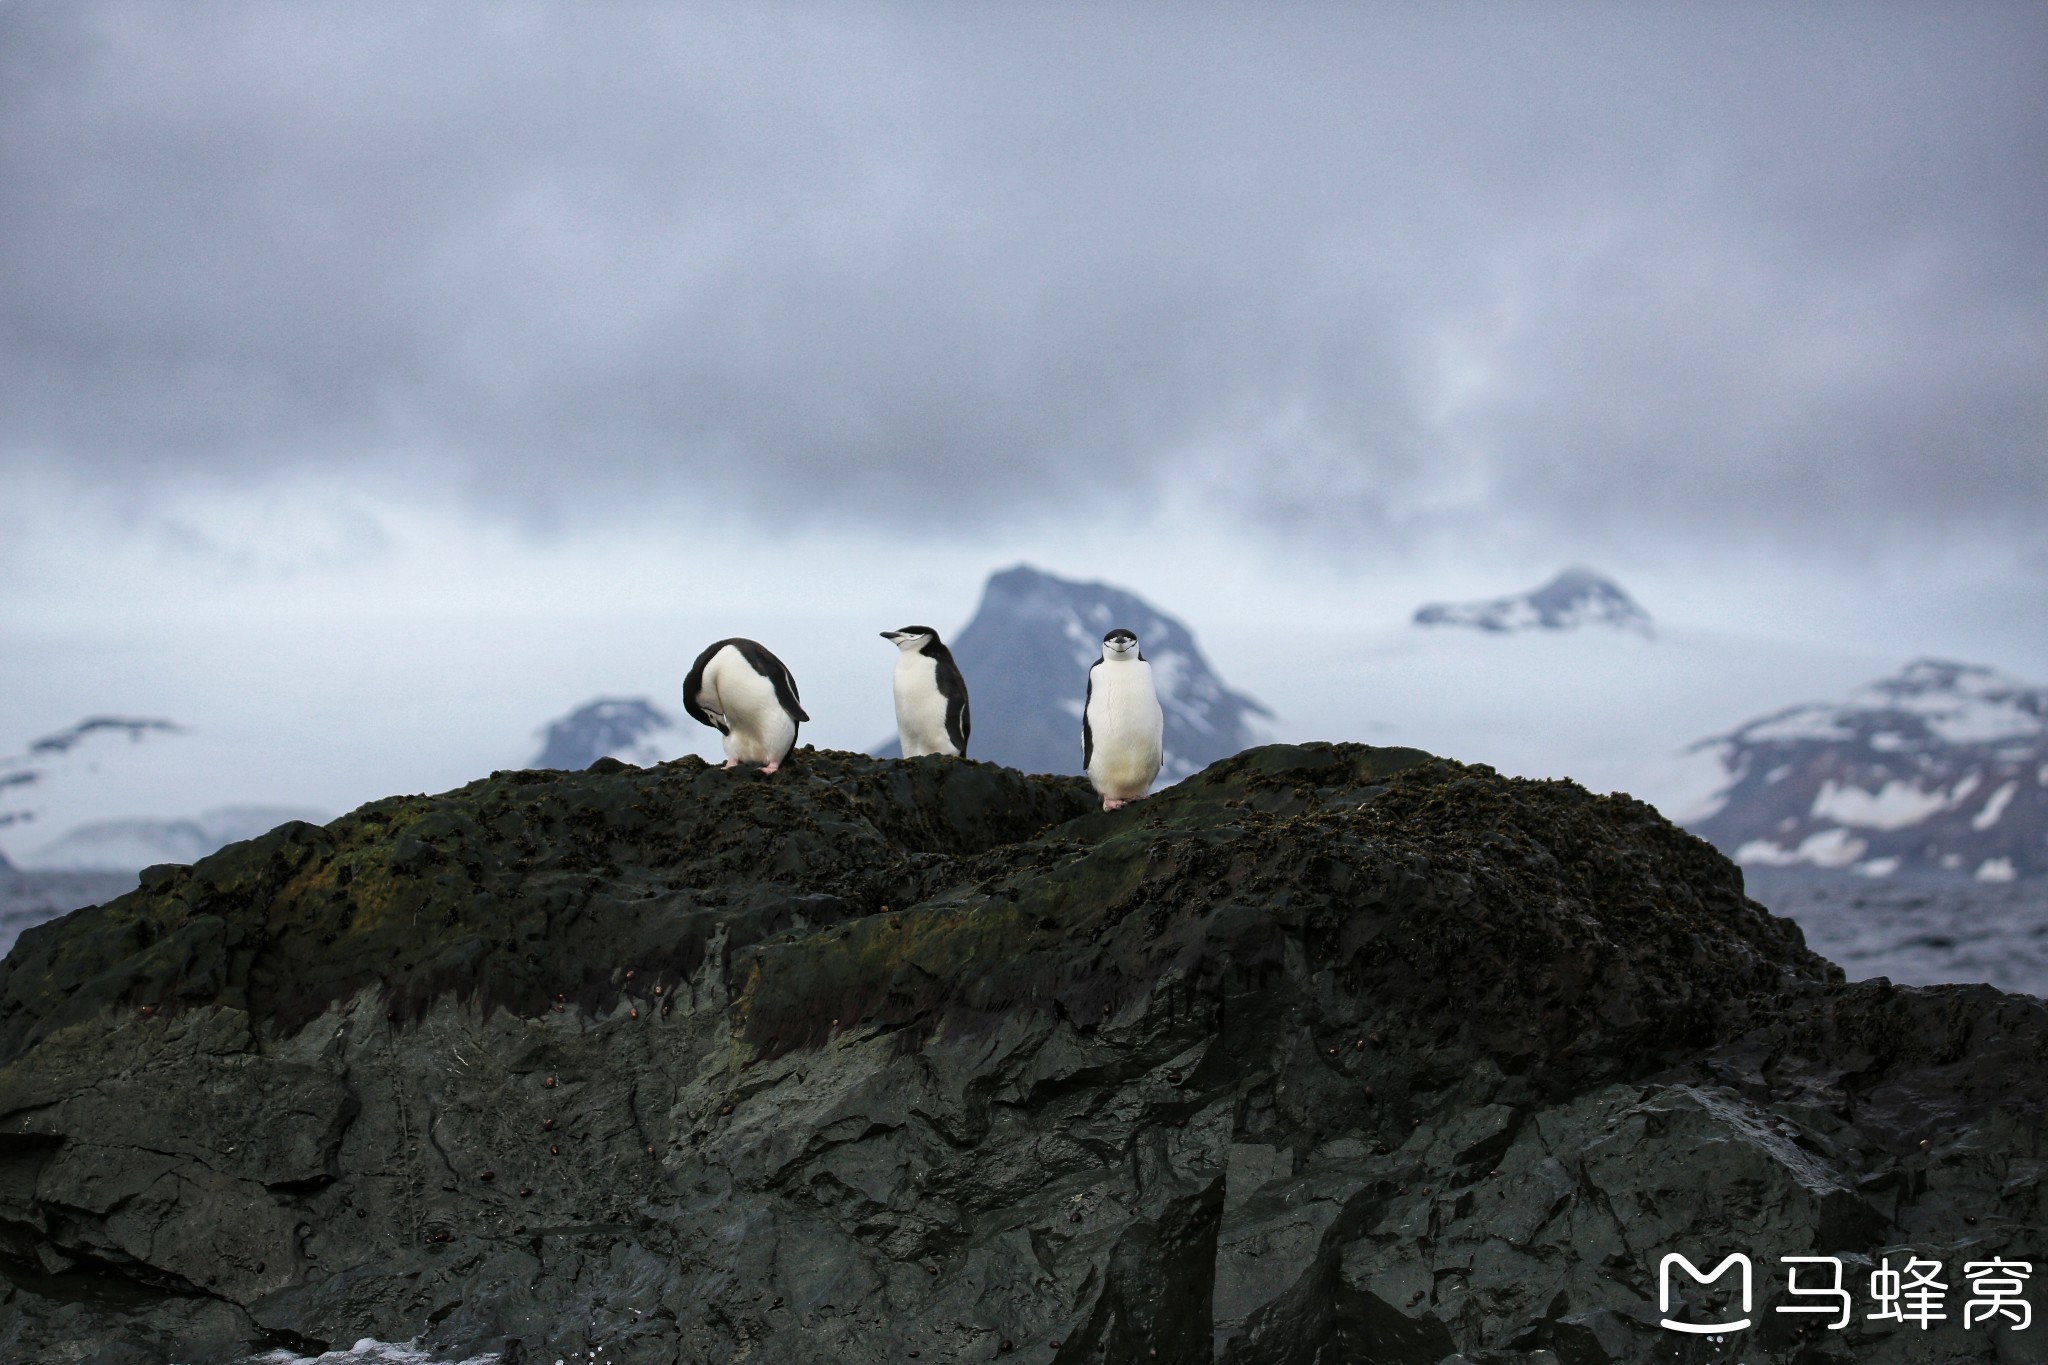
1;1;2042;548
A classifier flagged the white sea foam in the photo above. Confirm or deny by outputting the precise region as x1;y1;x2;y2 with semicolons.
247;1339;499;1365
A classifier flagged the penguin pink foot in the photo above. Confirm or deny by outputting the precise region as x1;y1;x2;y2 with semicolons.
1102;797;1128;811
721;758;740;770
760;760;781;775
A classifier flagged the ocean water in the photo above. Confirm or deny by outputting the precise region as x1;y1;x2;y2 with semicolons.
1745;867;2048;998
0;868;135;957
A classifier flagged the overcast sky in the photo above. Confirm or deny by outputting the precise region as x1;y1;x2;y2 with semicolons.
5;2;2042;535
2;1;2045;804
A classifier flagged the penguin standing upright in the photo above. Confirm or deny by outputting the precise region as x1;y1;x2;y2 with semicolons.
881;626;971;758
682;638;808;774
1083;627;1164;810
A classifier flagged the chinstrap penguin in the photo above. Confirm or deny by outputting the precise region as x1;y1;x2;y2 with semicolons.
682;638;809;774
1083;628;1164;811
881;626;971;758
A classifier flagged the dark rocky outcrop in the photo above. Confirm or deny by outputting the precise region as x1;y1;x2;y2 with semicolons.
0;744;2040;1363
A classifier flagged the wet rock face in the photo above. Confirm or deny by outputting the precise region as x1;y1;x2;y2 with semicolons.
0;744;2040;1364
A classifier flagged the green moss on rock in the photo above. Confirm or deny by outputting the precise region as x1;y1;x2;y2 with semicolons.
0;743;2037;1364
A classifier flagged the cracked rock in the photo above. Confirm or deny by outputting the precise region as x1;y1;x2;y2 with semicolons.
0;743;2038;1363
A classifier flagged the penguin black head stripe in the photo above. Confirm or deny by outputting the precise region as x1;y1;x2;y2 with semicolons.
1101;628;1143;660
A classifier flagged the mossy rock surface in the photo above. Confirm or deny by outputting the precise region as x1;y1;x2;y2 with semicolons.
0;743;2038;1364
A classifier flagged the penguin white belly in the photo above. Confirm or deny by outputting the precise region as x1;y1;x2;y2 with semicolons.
1086;662;1164;800
894;652;956;757
700;646;797;766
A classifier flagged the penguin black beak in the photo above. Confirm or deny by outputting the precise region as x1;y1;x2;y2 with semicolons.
879;631;897;641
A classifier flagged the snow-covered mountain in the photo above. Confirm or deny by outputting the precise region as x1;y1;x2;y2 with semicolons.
1;717;185;852
875;564;1271;780
1197;612;1892;827
0;717;330;873
1413;567;1654;637
1686;659;2046;880
0;717;182;838
531;697;687;770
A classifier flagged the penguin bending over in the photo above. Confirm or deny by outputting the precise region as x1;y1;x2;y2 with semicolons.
881;626;971;758
1083;627;1164;811
683;638;808;774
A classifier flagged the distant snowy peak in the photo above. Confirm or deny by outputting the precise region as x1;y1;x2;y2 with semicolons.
0;716;184;834
878;564;1270;781
26;716;182;756
1413;567;1653;637
531;698;685;770
1688;659;2046;880
0;716;338;874
1717;659;2043;753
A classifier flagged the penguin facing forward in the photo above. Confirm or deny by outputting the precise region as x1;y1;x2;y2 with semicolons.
881;626;971;758
1083;628;1164;811
682;638;809;774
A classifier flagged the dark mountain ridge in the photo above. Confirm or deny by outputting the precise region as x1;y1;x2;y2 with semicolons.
875;564;1270;780
531;697;680;771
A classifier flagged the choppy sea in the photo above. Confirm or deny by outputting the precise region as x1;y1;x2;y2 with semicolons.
0;869;135;958
1744;867;2048;998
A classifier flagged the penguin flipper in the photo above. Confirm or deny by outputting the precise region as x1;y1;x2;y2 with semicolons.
935;646;971;755
1082;662;1097;770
